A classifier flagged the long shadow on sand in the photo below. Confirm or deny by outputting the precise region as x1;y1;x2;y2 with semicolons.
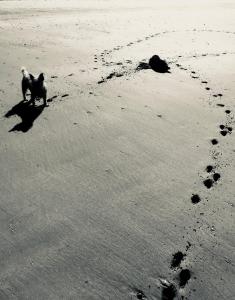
5;100;45;132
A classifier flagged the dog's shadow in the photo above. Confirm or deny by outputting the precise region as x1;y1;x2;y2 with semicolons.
5;100;45;132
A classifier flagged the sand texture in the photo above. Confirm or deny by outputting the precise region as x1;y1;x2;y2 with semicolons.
0;1;235;299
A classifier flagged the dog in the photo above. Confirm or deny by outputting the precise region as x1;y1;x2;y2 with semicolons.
149;55;170;73
21;67;47;106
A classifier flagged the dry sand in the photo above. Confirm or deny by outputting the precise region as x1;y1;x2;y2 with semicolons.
0;1;235;299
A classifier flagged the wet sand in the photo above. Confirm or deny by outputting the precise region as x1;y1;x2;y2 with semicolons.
0;1;235;299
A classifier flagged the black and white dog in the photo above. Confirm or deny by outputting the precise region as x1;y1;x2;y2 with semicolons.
21;67;47;106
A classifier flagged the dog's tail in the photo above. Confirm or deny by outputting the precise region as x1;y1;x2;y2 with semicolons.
21;66;29;78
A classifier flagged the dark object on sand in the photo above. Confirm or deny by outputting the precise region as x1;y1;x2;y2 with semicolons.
211;139;218;145
179;269;191;287
161;284;177;300
206;165;214;173
5;100;45;132
220;130;227;136
21;67;47;106
171;251;185;268
149;55;170;73
136;62;150;70
203;178;213;189
191;194;201;204
213;173;221;182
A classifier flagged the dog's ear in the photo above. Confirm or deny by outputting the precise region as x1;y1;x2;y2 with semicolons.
38;73;45;82
29;74;35;81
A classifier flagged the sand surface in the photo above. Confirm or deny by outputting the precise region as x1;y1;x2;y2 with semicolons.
0;1;235;299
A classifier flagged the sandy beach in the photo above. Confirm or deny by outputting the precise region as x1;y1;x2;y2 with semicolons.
0;1;235;299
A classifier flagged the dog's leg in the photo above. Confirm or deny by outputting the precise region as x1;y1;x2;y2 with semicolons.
43;91;47;106
30;93;36;106
22;82;27;101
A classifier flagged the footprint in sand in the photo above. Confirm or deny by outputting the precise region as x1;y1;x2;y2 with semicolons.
191;194;201;204
171;252;186;268
211;138;219;145
203;178;214;189
206;165;214;173
178;269;191;288
47;95;58;102
213;173;221;182
131;289;147;300
220;125;233;136
213;93;223;98
220;130;227;136
206;165;220;180
203;171;221;188
186;242;192;252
